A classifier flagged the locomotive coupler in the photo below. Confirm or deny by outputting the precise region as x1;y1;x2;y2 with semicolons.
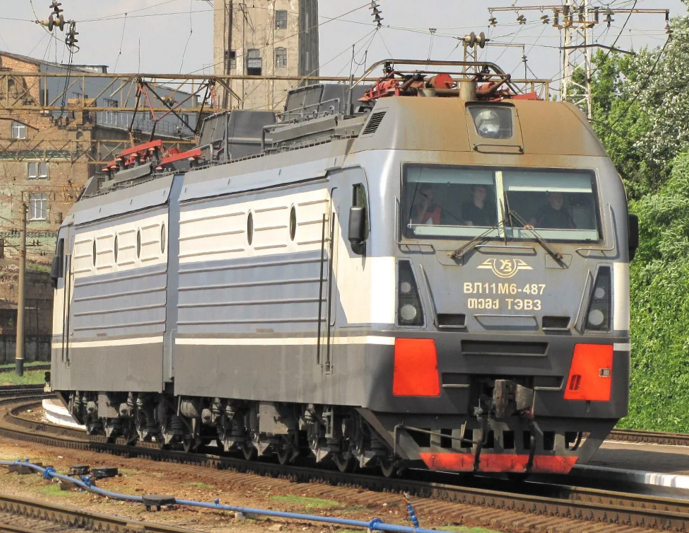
492;380;534;419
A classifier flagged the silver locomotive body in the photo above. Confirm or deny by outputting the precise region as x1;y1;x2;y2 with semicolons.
50;64;633;475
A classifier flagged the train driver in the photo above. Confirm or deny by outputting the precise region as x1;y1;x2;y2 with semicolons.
532;191;576;229
462;184;496;226
411;183;442;225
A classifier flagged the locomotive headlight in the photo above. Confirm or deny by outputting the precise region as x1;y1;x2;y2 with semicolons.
400;304;418;322
585;266;612;332
587;309;605;327
474;109;501;138
397;260;424;326
468;106;514;139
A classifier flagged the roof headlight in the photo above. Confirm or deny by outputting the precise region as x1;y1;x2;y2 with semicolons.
474;109;502;138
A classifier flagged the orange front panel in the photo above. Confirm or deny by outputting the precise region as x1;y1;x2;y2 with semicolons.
564;344;613;401
392;338;440;397
419;452;578;474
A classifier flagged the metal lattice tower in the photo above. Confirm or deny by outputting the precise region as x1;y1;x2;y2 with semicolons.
487;3;670;120
559;0;594;119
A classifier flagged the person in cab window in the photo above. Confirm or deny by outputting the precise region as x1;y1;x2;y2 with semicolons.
535;192;576;229
411;184;442;225
462;184;495;226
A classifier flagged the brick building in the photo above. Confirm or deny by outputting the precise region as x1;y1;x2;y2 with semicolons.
213;0;320;111
0;51;198;338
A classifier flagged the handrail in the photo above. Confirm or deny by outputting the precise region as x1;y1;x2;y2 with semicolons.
353;58;522;94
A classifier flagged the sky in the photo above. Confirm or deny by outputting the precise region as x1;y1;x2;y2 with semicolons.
0;0;683;91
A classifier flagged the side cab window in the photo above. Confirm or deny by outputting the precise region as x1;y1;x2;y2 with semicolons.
348;183;369;255
51;237;65;288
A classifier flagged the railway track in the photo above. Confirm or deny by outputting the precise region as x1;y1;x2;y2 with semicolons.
0;494;202;533
1;397;688;532
0;384;45;398
610;428;689;447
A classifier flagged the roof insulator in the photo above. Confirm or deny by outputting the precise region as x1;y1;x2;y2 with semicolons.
605;8;614;27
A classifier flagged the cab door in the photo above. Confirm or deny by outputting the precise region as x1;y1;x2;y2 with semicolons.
50;224;73;389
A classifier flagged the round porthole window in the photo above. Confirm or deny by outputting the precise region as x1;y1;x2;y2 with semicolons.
247;212;254;246
92;239;97;267
114;235;119;263
289;206;297;241
161;223;166;254
136;229;142;258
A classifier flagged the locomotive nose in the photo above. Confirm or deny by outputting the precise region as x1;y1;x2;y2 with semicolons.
428;249;584;333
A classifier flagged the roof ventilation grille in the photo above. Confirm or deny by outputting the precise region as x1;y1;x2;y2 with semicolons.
361;111;386;135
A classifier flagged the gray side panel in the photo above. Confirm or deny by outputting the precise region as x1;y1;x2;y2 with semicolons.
177;251;325;336
71;264;167;339
72;175;173;225
69;344;164;392
174;343;369;405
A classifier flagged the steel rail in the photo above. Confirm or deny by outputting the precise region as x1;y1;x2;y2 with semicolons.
0;493;202;533
0;385;45;398
609;428;689;447
1;398;689;531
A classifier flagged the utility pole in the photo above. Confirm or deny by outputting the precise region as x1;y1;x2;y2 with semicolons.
487;4;671;120
223;0;233;109
15;202;27;377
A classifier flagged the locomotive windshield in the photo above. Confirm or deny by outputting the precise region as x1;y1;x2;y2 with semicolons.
403;165;601;242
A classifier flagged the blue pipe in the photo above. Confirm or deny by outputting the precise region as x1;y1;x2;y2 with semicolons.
0;459;450;533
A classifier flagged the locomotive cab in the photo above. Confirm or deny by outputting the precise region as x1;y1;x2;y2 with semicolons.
346;68;632;474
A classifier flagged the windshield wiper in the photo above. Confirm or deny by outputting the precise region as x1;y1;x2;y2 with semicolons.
502;195;565;266
448;220;505;261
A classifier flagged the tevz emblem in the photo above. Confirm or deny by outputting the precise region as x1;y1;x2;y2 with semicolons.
477;258;533;279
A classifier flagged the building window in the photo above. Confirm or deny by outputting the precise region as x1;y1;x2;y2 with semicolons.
227;50;237;70
275;47;288;68
247;49;262;76
11;121;26;140
103;98;118;108
27;162;49;180
29;193;48;221
276;10;288;29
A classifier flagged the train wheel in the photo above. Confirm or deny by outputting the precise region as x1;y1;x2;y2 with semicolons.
125;431;138;447
380;458;398;478
182;437;194;453
124;420;138;446
242;443;257;461
333;453;356;473
276;447;293;465
156;431;169;450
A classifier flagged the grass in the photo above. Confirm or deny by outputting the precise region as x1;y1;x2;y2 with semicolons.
0;370;46;385
439;526;500;533
119;468;143;476
270;494;340;510
0;361;49;369
26;262;51;273
36;482;72;496
184;482;215;489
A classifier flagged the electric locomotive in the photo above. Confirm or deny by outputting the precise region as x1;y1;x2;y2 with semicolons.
49;59;636;476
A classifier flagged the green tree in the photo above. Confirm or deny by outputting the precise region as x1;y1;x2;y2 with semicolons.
622;152;689;431
589;14;688;198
